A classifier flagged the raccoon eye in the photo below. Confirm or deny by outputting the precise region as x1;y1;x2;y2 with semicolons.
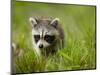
34;35;40;43
44;35;55;43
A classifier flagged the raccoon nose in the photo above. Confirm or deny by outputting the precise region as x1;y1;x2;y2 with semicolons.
39;44;43;48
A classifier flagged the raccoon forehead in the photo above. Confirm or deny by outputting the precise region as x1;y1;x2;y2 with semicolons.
37;20;51;26
36;23;57;30
32;30;40;35
32;29;58;36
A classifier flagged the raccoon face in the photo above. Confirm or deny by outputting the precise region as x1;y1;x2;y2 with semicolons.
29;17;59;49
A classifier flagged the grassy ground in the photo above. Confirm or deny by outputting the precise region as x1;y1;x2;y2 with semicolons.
12;1;96;74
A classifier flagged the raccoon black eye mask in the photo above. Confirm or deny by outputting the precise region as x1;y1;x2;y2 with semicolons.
34;35;40;43
34;35;55;44
44;35;55;44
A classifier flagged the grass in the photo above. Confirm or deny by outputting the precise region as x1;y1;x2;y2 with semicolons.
12;1;96;74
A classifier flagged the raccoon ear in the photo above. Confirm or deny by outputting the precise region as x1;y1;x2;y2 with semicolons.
29;17;37;27
50;18;59;28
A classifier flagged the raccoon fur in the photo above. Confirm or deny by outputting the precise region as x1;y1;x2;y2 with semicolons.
29;16;64;56
12;43;23;57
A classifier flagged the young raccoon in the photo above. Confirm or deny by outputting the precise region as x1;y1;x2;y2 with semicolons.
29;17;64;56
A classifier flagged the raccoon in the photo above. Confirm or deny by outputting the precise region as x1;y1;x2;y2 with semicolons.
12;43;23;57
29;16;64;56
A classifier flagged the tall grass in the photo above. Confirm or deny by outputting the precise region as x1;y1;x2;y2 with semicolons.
12;1;96;74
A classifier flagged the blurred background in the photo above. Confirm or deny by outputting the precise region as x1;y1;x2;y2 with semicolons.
12;1;96;74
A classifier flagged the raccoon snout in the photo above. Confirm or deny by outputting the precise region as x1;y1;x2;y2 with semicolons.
39;44;43;48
